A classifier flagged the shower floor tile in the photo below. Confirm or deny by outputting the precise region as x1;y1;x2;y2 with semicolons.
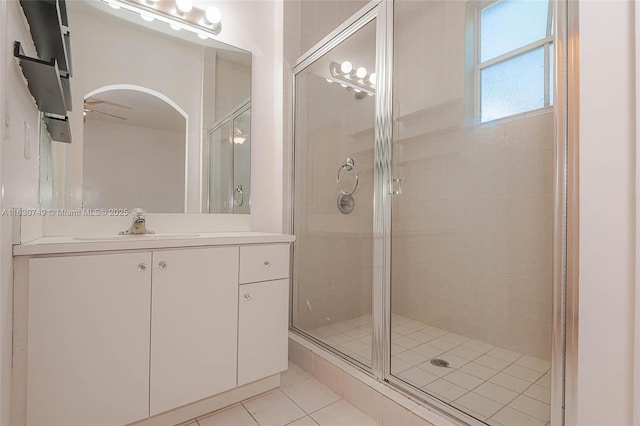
309;314;552;425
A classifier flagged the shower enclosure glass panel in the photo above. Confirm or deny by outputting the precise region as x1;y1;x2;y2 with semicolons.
390;1;554;423
292;18;377;368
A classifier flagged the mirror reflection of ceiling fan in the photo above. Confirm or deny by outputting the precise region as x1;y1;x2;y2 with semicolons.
83;98;132;122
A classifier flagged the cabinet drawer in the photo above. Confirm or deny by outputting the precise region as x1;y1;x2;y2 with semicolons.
239;244;290;283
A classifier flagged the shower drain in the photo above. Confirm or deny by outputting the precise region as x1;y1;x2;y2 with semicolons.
429;358;450;368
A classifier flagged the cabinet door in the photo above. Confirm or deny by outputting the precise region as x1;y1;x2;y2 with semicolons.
150;247;239;415
27;252;152;426
238;279;289;386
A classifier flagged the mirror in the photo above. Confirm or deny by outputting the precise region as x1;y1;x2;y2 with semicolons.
44;0;252;213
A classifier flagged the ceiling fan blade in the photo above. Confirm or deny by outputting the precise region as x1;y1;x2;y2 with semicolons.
84;98;133;110
85;108;127;120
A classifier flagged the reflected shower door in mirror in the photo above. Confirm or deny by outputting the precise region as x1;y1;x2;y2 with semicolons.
45;0;251;213
390;0;554;423
208;101;251;214
292;17;377;368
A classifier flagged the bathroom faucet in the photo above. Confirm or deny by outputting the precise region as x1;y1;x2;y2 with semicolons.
119;208;155;235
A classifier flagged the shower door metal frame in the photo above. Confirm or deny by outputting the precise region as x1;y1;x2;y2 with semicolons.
288;0;577;425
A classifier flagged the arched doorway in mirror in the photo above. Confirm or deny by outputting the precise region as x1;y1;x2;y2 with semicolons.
82;85;188;213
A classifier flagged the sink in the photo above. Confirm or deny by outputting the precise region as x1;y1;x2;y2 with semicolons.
72;233;200;241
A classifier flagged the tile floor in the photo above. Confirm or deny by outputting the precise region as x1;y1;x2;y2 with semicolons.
309;314;552;426
179;362;379;426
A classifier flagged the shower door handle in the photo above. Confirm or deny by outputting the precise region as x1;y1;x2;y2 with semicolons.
390;178;403;195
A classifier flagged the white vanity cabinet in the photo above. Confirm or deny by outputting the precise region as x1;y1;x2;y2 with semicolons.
27;252;153;426
150;247;239;415
18;237;293;426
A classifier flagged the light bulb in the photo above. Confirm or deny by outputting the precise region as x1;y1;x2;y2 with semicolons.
340;84;347;88
141;13;154;21
356;67;367;79
197;32;208;40
176;0;192;13
326;79;333;83
340;61;352;74
170;22;181;30
369;72;376;85
354;89;361;93
205;6;221;25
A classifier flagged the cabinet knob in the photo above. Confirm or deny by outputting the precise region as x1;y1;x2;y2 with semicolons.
264;260;271;268
243;293;252;301
137;263;147;272
158;261;167;270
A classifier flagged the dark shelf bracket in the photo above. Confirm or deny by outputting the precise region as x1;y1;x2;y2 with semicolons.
19;0;70;74
43;114;71;144
14;41;68;116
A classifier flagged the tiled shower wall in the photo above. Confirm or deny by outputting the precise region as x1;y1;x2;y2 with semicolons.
391;112;554;360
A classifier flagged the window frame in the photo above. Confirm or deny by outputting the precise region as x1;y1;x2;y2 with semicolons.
467;0;555;124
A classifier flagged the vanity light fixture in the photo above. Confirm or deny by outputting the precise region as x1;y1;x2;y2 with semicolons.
329;61;375;98
102;0;222;37
175;0;193;13
205;6;221;26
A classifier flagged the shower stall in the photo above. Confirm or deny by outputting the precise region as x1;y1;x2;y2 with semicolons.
290;0;571;424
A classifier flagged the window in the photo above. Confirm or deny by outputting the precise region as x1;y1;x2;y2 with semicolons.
471;0;554;123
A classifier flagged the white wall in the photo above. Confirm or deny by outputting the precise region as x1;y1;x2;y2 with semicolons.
83;119;185;213
577;1;635;425
0;1;43;424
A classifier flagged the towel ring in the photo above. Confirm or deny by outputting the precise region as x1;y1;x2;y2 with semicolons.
233;184;244;207
337;157;359;196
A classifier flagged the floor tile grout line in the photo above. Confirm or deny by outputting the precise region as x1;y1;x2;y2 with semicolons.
279;377;340;418
239;401;261;426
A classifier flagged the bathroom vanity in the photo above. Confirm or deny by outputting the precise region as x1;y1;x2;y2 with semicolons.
12;232;294;426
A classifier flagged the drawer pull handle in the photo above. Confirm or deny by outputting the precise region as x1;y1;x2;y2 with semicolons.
137;263;147;272
244;293;252;301
158;261;167;270
264;261;271;268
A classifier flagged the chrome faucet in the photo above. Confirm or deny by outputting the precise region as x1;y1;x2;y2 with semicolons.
119;208;155;235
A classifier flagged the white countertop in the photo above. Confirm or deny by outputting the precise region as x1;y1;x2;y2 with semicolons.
14;232;296;256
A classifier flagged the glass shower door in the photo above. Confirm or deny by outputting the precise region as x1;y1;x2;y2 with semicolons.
389;0;554;424
292;15;378;368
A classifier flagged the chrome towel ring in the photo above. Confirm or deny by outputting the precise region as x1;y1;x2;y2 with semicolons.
337;157;359;195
